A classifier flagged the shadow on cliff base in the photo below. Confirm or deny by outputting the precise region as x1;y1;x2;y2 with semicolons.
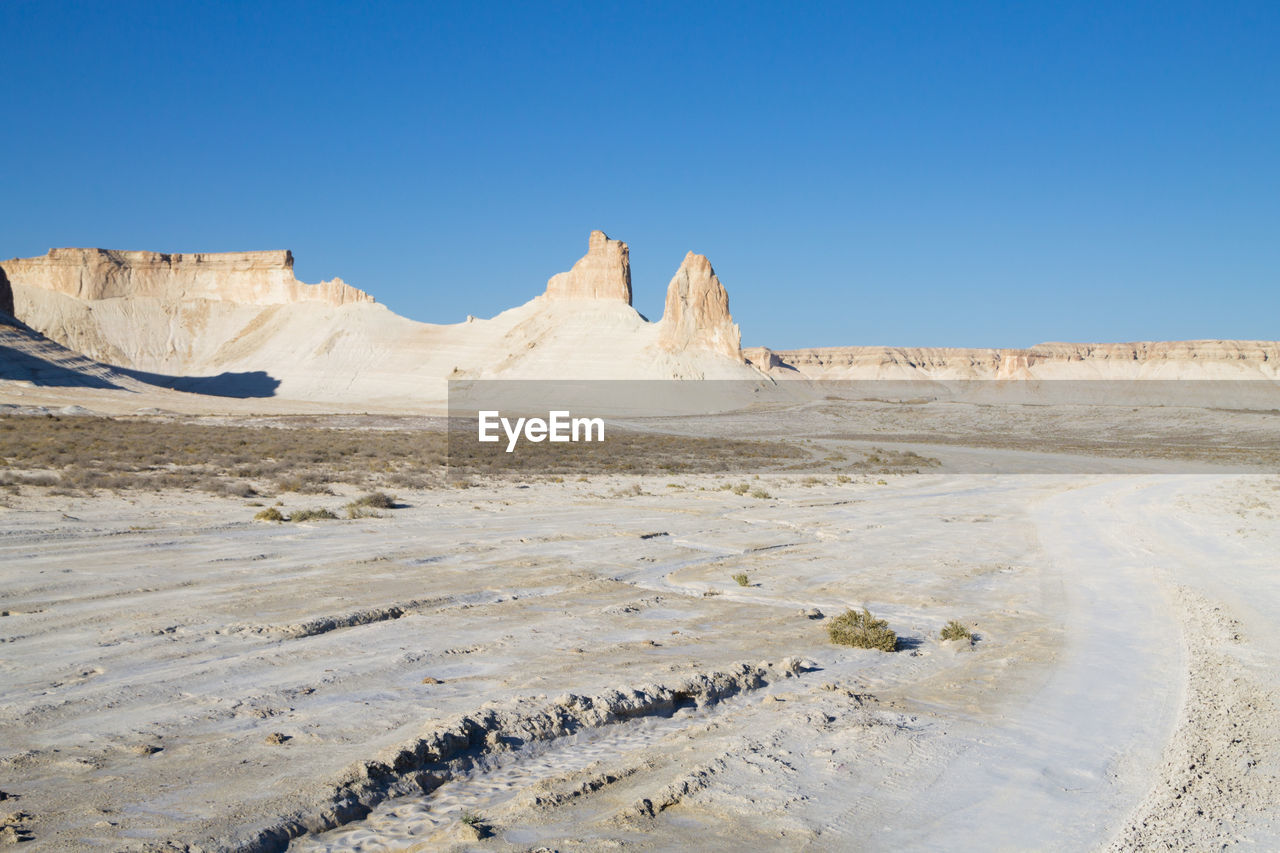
0;342;126;389
117;368;282;398
0;267;14;317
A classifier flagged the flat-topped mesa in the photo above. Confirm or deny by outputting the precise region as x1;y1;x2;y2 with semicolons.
544;231;632;303
658;251;742;361
0;248;374;307
758;339;1280;379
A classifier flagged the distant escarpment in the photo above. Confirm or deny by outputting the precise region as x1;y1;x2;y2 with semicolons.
745;340;1279;380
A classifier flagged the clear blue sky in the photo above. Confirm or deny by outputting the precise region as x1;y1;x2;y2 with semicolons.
2;1;1276;348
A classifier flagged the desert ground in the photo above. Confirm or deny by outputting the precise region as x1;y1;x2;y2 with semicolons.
1;401;1278;851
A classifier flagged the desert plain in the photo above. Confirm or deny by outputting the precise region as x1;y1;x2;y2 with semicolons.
1;399;1278;852
1;234;1278;850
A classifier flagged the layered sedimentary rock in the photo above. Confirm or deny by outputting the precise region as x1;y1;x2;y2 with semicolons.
0;248;373;307
543;231;632;303
754;340;1280;380
658;252;742;361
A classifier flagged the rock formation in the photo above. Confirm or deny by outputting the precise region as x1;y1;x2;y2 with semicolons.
3;232;1274;413
0;232;764;407
543;231;632;303
657;252;742;361
0;248;373;307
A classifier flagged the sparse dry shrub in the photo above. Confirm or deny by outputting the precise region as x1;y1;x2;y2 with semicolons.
350;491;396;509
254;507;284;523
940;620;973;642
0;471;59;487
388;471;439;489
828;607;897;652
290;507;337;522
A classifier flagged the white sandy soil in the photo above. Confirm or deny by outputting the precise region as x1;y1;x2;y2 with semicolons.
2;453;1278;850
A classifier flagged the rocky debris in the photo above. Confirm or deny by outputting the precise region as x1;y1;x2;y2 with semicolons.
543;230;632;303
657;251;742;360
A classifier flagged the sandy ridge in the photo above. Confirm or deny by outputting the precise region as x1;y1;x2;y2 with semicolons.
184;658;807;852
1104;585;1280;850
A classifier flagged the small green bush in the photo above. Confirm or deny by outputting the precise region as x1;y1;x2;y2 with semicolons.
828;608;897;652
460;812;483;826
731;572;750;587
290;507;337;522
254;507;284;523
940;620;973;642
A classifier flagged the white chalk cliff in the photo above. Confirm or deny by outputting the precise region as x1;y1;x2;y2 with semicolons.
1;232;757;408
